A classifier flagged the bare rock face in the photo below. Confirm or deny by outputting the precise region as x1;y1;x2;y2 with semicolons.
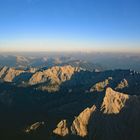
29;65;80;85
25;122;45;133
29;65;82;92
101;87;129;114
53;120;69;136
1;67;24;82
0;66;8;78
71;105;96;137
0;65;83;92
115;78;128;90
88;88;140;140
90;77;112;92
51;88;140;140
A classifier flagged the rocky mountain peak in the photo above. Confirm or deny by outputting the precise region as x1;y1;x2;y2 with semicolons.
101;87;129;114
71;105;96;137
29;65;81;86
53;120;69;136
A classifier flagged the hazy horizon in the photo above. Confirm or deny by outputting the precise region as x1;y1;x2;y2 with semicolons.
0;40;140;53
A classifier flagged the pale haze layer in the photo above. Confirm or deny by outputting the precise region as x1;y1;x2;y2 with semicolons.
0;0;140;52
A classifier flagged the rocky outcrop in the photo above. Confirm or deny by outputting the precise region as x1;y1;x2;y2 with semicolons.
69;88;130;138
101;87;129;114
0;65;140;95
0;67;24;82
51;88;140;140
28;65;82;92
0;65;82;92
115;78;128;90
71;105;96;137
0;66;8;78
88;88;140;140
29;65;81;85
90;77;112;92
25;122;45;133
53;120;69;136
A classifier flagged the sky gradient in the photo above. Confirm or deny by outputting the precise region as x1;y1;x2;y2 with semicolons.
0;0;140;52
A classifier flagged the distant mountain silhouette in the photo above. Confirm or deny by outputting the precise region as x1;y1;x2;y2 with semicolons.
0;55;104;71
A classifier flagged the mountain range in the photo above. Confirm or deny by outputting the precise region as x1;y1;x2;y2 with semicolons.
0;55;103;71
0;55;140;140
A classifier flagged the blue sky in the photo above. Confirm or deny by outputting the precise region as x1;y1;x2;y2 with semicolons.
0;0;140;52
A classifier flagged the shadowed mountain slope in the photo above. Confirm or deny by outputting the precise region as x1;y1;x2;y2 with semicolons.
0;65;140;140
